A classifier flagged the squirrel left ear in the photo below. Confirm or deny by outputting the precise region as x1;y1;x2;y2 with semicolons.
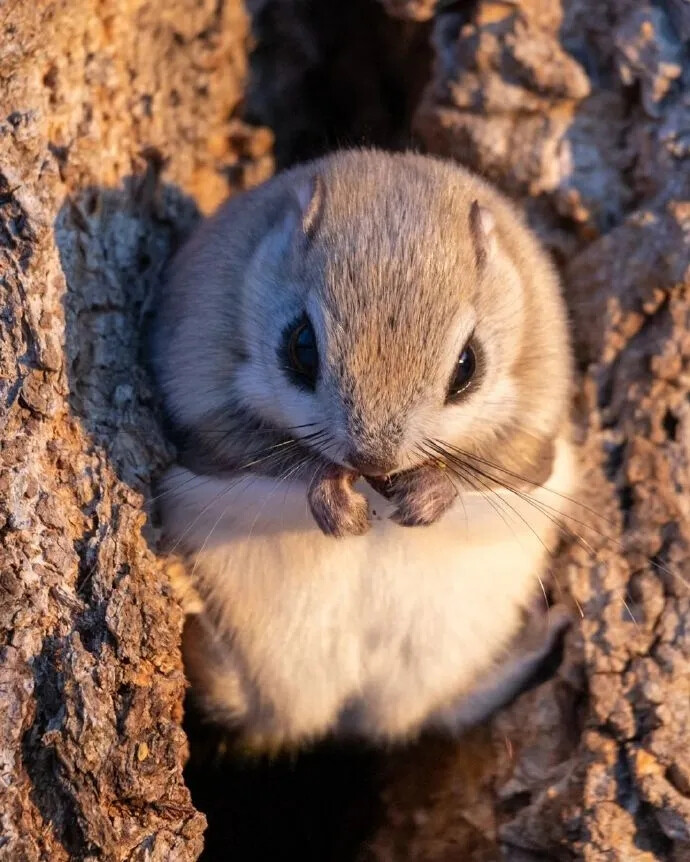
469;200;496;269
294;174;325;239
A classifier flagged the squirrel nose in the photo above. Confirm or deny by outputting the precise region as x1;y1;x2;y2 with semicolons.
346;451;396;477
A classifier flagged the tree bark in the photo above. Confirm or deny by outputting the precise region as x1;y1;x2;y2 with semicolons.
0;2;271;858
366;1;690;859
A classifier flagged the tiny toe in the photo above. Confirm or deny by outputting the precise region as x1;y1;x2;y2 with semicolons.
390;508;431;527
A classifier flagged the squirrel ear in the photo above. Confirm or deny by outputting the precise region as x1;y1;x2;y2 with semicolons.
469;200;496;268
293;174;324;239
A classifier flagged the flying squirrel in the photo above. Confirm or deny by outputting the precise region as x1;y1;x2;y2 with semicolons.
149;149;576;749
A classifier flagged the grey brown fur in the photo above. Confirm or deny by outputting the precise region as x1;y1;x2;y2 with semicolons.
150;149;577;747
151;150;570;532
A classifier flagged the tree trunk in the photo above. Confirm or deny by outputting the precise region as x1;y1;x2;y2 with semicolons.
0;2;271;858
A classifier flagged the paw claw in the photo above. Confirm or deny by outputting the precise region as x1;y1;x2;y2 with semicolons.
390;505;435;528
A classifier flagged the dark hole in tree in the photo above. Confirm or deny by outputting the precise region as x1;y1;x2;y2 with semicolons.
662;408;678;441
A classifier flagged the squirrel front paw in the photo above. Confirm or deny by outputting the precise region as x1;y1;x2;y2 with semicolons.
367;463;457;527
308;464;370;537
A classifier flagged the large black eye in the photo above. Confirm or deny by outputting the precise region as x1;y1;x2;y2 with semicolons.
284;315;318;390
446;344;476;403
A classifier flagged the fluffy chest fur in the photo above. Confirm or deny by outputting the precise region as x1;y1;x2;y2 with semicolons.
161;437;576;746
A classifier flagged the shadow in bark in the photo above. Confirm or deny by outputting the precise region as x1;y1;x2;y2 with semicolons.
21;638;93;858
244;0;433;169
56;153;199;501
184;704;388;862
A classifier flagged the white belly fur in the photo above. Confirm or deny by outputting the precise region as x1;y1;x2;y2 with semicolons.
161;437;576;744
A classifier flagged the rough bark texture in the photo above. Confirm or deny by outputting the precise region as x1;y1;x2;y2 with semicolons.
0;1;271;858
2;0;690;860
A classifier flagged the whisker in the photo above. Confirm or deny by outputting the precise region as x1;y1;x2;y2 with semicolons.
422;442;552;611
150;442;309;507
437;441;603;569
613;588;640;627
427;441;558;558
197;423;321;434
414;443;467;528
148;471;214;505
189;495;237;580
206;428;329;467
460;445;690;592
426;440;564;613
442;440;615;528
435;437;690;612
165;475;252;556
247;454;316;542
279;454;318;528
422;444;515;533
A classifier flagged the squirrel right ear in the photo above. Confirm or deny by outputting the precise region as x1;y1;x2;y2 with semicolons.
293;174;324;240
469;200;496;269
